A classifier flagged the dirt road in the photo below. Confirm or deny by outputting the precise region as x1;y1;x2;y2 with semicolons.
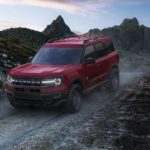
0;72;143;150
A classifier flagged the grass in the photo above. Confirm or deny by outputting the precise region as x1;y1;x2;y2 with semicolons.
0;38;36;65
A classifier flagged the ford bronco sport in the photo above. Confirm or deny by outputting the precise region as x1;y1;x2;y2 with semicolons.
5;35;119;113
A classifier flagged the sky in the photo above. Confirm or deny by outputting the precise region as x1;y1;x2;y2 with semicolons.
0;0;150;33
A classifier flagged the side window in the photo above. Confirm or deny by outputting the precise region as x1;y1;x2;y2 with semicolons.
105;41;115;53
84;45;95;59
94;42;106;59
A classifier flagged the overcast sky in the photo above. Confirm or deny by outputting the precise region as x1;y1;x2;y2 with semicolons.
0;0;150;33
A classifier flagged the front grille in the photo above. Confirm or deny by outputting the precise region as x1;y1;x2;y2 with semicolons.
15;92;41;100
15;88;40;93
13;78;41;86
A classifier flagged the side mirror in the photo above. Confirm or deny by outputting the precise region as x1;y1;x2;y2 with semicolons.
84;58;95;64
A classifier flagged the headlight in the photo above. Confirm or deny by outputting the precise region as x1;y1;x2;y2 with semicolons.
41;77;63;87
7;75;14;84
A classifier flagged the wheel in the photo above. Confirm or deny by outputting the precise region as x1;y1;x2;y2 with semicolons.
7;95;23;109
107;68;119;92
64;84;82;113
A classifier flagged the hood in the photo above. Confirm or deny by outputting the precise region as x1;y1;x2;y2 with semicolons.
9;63;74;77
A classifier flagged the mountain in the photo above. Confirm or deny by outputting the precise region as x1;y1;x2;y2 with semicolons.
1;16;150;71
0;27;46;69
86;17;150;54
0;15;75;50
0;15;76;69
0;28;48;49
43;15;75;39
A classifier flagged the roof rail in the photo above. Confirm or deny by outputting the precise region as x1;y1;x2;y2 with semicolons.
46;34;105;44
94;35;104;38
83;35;104;43
47;35;78;43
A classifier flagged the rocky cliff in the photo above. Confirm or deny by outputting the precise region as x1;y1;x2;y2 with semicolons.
87;18;150;54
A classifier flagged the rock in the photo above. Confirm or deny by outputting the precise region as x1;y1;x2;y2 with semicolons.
143;26;150;52
120;17;139;33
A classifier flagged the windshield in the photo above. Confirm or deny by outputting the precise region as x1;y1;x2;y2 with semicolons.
32;47;83;65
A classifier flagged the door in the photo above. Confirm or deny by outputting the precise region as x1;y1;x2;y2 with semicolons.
94;42;110;83
82;45;99;89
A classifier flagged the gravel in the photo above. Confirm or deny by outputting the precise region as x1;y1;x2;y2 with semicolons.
0;71;144;149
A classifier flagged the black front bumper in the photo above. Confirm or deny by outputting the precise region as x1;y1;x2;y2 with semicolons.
7;91;67;107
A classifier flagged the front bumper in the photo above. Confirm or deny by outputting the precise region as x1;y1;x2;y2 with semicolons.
6;85;67;107
7;91;67;107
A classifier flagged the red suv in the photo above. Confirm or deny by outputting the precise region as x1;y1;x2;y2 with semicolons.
5;35;119;113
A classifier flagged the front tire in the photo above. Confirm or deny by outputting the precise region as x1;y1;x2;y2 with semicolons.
7;95;23;109
65;84;82;113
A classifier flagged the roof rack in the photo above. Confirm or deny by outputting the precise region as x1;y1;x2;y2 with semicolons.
94;35;104;39
46;34;105;44
83;35;104;43
47;35;79;43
